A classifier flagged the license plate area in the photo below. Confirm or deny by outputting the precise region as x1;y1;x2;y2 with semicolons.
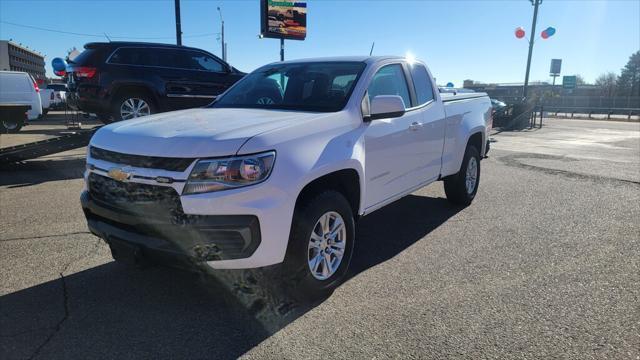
108;237;142;266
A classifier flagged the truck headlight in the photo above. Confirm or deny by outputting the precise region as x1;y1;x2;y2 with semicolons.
183;151;276;195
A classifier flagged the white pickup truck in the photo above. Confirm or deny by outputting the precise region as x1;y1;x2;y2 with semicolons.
81;56;492;298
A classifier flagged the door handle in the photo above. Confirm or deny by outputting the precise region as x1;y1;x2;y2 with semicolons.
409;122;423;131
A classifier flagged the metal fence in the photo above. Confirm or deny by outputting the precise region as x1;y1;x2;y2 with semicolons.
495;96;639;108
542;96;640;109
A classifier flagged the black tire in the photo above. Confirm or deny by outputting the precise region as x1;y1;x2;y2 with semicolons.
444;144;481;206
1;119;24;133
111;92;156;122
281;190;355;301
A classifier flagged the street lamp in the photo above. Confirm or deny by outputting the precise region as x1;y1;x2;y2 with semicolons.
522;0;542;100
217;6;226;62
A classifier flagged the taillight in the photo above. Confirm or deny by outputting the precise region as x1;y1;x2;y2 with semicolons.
75;67;97;78
54;70;66;76
33;80;40;93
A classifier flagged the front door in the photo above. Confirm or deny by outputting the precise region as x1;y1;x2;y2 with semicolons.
363;63;426;210
171;49;233;108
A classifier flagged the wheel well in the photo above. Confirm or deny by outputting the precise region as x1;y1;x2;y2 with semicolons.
112;85;157;107
468;132;484;153
295;169;361;217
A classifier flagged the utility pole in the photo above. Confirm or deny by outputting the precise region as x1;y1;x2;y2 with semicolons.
175;0;182;46
217;7;226;62
280;38;284;61
523;0;542;100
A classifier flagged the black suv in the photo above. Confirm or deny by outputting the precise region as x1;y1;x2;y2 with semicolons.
66;42;245;123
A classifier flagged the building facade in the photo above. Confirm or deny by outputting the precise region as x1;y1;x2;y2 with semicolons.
0;40;46;79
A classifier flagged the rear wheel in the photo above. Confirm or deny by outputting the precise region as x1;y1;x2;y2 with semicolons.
1;118;23;133
112;93;156;122
444;144;481;206
281;191;355;301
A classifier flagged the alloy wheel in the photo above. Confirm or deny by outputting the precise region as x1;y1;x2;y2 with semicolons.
465;157;478;194
307;211;347;281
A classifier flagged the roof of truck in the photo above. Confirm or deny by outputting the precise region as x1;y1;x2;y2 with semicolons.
274;56;406;65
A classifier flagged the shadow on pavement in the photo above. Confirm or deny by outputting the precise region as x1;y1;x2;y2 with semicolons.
0;158;85;187
0;194;461;359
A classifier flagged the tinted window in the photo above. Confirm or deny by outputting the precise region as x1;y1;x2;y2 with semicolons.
213;62;366;112
182;51;225;72
109;48;156;66
367;64;411;109
47;84;67;91
410;64;435;105
71;48;107;66
154;49;182;68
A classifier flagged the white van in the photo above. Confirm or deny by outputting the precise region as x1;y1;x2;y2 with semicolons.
0;71;43;120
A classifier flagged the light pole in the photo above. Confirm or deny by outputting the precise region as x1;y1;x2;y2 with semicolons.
217;6;226;62
523;0;542;100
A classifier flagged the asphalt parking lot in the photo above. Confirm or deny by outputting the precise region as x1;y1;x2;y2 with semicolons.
1;116;638;359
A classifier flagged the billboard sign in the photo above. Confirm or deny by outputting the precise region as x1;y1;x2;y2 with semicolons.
260;0;307;40
550;59;562;75
562;75;577;89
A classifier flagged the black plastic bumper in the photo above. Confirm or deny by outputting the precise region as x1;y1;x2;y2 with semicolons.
81;190;261;267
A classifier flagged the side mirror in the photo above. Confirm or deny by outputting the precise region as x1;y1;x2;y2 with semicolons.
369;95;406;120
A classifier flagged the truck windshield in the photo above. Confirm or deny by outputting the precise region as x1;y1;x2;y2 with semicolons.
211;61;366;112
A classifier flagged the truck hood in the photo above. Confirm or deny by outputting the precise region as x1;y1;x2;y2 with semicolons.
90;108;329;158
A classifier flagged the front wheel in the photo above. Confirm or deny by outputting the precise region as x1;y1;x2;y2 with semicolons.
444;144;481;206
281;191;355;301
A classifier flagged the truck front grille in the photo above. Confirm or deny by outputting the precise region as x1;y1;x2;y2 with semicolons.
90;146;195;172
88;172;180;206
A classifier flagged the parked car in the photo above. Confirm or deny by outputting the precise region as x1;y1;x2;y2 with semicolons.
0;71;42;127
47;83;68;110
491;98;507;117
38;83;53;116
81;56;492;299
66;42;245;123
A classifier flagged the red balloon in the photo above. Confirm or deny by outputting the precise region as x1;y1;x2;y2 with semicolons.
541;31;549;39
515;27;526;39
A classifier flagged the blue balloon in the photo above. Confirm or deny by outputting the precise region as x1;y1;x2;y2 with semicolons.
546;27;556;36
446;82;454;88
52;57;66;72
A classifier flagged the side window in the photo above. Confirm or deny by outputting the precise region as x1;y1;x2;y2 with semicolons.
410;64;435;105
108;48;132;64
367;64;411;109
109;48;155;66
182;51;225;72
155;49;182;68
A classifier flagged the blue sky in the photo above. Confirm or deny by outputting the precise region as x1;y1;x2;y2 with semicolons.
1;0;638;87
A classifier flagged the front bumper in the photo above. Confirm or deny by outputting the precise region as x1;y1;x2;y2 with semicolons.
81;187;261;268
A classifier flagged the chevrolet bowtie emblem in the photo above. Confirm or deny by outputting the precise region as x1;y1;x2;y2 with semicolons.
107;167;132;182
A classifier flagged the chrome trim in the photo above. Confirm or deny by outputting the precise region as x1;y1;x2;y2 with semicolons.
105;46;229;74
166;94;217;99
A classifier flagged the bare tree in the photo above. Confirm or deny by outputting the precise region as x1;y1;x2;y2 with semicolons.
575;74;587;86
595;72;617;97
